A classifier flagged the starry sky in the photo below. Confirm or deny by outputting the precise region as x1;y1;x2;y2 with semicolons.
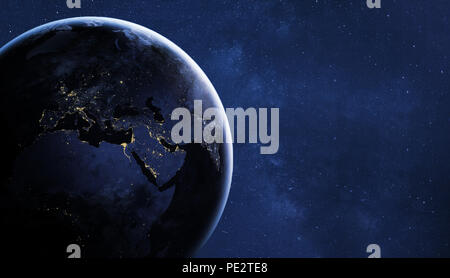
1;0;449;257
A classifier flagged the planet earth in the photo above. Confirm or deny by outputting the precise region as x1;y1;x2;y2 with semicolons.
0;17;232;258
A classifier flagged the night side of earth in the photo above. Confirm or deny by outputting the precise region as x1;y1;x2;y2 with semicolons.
0;17;232;258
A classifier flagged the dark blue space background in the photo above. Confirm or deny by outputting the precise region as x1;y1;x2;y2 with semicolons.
1;0;449;257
